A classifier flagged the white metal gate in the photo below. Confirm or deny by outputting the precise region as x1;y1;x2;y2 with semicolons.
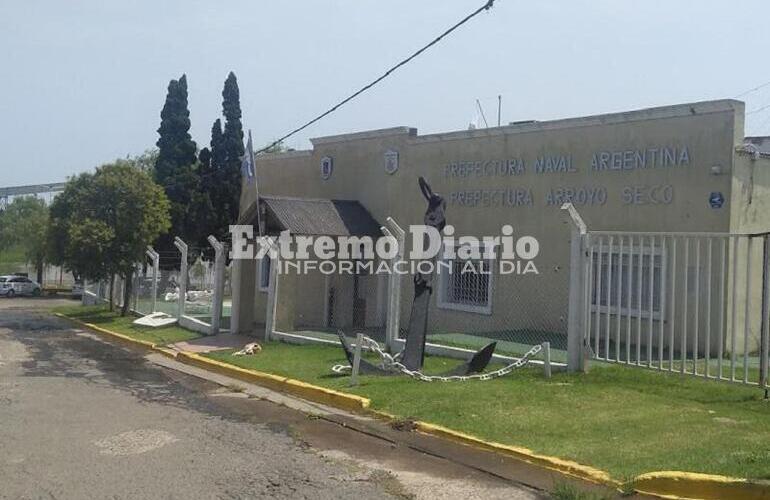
581;230;770;387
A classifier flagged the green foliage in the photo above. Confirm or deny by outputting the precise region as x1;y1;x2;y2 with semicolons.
0;196;49;282
48;163;170;314
155;75;197;183
199;72;246;245
153;74;210;265
117;149;158;176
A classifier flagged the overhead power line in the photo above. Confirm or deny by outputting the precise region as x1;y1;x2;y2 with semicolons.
735;79;770;99
253;0;497;155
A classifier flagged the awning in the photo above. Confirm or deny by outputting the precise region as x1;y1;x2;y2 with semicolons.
238;195;382;237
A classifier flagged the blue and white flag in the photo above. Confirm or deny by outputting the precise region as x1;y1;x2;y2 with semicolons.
241;131;255;178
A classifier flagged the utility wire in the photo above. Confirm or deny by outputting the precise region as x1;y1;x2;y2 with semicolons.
159;0;497;190
747;102;770;115
735;79;770;99
253;0;497;155
158;0;496;190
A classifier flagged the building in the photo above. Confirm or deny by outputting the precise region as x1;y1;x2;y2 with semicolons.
231;99;770;360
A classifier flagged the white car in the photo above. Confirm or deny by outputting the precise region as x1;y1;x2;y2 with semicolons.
0;275;42;298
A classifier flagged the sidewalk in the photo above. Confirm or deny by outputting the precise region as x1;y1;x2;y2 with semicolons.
168;333;254;354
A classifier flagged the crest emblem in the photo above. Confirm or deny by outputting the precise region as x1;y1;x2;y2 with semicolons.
709;192;724;209
384;149;399;175
320;156;333;180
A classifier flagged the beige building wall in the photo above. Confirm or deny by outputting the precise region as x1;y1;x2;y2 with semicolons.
234;99;770;358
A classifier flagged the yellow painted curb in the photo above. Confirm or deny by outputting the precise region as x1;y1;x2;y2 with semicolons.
176;352;371;413
632;471;770;500
54;313;157;350
414;421;619;487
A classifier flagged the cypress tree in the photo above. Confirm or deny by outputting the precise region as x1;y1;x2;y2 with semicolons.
219;72;244;232
153;75;200;270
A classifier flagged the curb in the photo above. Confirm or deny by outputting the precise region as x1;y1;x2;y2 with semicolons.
175;351;371;413
55;312;770;500
631;471;770;500
412;421;618;487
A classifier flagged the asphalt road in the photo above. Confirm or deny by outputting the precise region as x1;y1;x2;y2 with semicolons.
0;298;542;500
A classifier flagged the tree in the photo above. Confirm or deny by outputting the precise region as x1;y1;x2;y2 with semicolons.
220;72;245;229
153;74;203;271
0;196;49;283
48;163;170;315
155;75;197;183
199;73;245;245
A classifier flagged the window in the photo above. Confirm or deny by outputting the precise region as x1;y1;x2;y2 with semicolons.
591;245;664;319
259;255;271;292
437;243;494;315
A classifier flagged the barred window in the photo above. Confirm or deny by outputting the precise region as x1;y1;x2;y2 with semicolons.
437;244;494;315
591;247;664;318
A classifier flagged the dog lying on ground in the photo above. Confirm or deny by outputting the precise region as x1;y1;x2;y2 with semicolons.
233;342;262;356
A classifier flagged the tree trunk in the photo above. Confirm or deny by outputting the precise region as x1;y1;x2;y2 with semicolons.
121;273;132;317
108;275;115;312
36;258;44;286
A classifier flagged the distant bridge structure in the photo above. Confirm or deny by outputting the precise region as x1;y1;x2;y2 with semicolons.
0;182;66;209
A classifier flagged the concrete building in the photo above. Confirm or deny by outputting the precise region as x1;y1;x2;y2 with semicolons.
231;99;770;360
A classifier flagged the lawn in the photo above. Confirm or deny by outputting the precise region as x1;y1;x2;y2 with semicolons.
54;304;201;345
205;342;770;481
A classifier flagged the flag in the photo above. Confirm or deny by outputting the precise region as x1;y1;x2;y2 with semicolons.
241;131;255;178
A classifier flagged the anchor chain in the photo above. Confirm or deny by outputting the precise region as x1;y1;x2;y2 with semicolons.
332;335;543;382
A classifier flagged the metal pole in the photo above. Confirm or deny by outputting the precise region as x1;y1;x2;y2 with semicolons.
351;333;364;386
760;235;770;388
386;217;406;353
207;236;225;335
174;237;188;321
542;341;551;379
561;203;588;372
145;247;159;314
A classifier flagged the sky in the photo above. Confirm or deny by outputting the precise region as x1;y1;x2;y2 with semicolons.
2;0;770;187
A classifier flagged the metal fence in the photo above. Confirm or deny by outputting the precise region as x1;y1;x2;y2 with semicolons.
270;261;389;344
582;230;770;386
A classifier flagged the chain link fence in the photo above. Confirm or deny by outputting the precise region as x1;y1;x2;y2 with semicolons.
394;234;570;363
270;258;389;344
185;255;216;326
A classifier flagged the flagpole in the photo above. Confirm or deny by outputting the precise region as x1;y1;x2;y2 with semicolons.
247;130;263;237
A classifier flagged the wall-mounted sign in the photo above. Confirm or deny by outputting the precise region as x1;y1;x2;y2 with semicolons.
384;149;399;175
320;156;333;180
709;191;724;209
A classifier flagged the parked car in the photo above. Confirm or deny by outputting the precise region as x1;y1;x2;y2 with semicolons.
0;275;42;298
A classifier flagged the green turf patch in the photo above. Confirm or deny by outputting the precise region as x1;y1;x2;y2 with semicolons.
205;341;770;480
54;304;201;345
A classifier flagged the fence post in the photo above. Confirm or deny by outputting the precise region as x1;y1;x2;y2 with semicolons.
542;341;552;378
760;235;770;389
207;236;225;335
350;332;364;386
264;247;279;342
174;237;188;321
385;217;405;353
561;203;588;373
145;247;159;314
